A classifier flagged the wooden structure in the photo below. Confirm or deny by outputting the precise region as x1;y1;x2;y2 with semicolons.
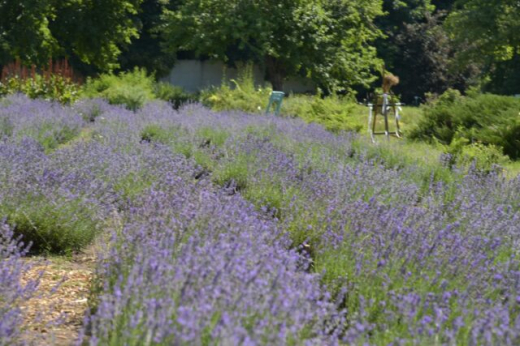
367;93;403;142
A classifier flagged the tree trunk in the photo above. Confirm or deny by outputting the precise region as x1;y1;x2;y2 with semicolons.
265;56;286;91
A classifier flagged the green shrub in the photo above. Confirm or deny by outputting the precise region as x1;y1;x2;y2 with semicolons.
192;150;214;171
154;82;195;109
201;65;363;133
0;117;14;138
1;196;100;254
433;133;510;172
0;60;81;104
212;155;250;191
284;93;363;133
409;90;520;159
0;74;80;104
195;127;230;148
201;64;271;113
140;124;174;143
113;172;154;202
83;68;156;110
15;122;81;153
458;142;509;172
39;125;79;152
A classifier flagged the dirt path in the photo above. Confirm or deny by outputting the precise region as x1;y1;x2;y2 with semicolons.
20;250;95;346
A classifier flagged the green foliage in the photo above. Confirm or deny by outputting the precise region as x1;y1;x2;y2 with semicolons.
284;94;363;133
154;82;195;109
160;0;383;91
196;127;229;148
446;0;520;65
374;1;480;103
0;74;80;104
83;68;156;110
1;196;100;254
0;1;55;65
16;122;81;153
140;124;170;143
0;117;14;138
83;69;194;110
212;155;250;191
118;0;176;76
200;64;271;113
482;54;520;96
113;172;154;202
410;90;520;159
434;134;510;172
393;13;476;102
140;123;192;155
201;83;267;114
375;0;435;73
38;125;79;153
202;67;365;133
446;0;520;94
457;142;509;172
0;0;143;70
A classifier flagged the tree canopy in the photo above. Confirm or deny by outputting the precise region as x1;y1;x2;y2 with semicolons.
118;0;179;76
160;0;384;91
0;0;518;96
445;0;520;95
0;0;143;70
446;0;520;65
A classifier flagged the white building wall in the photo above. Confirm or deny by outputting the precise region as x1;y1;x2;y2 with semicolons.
164;60;315;94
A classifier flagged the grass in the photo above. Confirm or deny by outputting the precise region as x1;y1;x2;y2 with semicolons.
212;154;251;191
1;195;101;255
200;68;520;180
503;160;520;178
56;128;95;150
17;123;82;153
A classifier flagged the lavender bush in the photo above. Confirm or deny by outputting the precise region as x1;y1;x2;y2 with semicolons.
2;95;520;345
0;94;86;152
129;101;520;345
0;138;117;253
0;222;39;345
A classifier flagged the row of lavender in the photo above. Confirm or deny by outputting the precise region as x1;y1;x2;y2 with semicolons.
0;223;40;345
118;102;520;345
1;94;520;345
0;96;341;345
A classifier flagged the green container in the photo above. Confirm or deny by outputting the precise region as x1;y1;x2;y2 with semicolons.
266;91;285;116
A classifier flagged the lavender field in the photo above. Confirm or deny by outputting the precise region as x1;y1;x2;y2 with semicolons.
1;94;520;345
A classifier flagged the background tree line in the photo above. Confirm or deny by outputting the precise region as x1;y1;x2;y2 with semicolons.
0;0;518;102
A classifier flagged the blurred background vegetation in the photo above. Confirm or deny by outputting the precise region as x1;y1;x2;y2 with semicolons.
1;0;519;174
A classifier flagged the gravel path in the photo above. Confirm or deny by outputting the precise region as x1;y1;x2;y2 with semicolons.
20;250;95;346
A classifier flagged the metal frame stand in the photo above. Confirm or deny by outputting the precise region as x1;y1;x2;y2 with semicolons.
368;93;403;143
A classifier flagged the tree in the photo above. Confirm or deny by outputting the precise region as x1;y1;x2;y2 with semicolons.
392;12;477;101
0;0;56;65
0;0;143;71
118;0;179;76
160;0;384;92
447;0;520;65
374;0;434;74
431;0;455;11
371;0;476;102
446;0;520;94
